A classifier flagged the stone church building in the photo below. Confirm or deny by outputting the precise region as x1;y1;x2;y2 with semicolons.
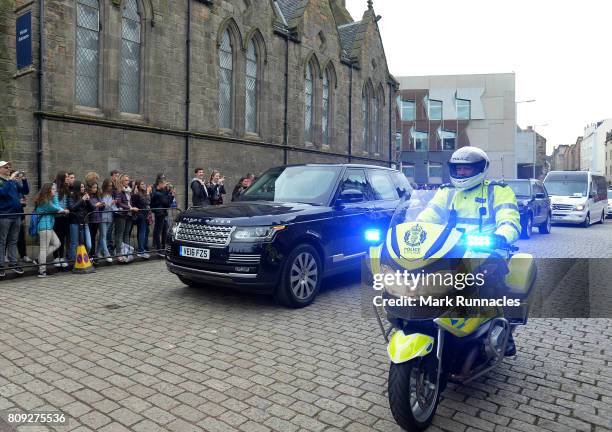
2;0;397;206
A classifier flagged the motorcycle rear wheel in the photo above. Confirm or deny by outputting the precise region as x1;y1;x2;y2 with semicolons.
388;357;441;431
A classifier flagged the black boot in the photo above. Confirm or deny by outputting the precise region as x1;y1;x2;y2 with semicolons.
505;331;516;357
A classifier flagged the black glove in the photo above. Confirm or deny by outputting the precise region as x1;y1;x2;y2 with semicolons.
492;234;508;249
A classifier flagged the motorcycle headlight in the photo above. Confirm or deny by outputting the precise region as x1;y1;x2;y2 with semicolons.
574;204;585;211
232;225;286;242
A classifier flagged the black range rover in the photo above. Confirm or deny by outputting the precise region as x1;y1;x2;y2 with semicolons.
166;164;410;307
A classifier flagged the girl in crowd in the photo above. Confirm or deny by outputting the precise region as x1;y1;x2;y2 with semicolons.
87;182;105;259
208;170;226;205
231;176;249;202
67;181;95;261
151;178;173;257
131;180;150;259
113;174;138;263
97;179;114;262
33;183;69;277
52;171;70;268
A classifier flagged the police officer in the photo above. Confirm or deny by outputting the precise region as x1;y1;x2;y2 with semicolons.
418;146;521;245
418;146;521;356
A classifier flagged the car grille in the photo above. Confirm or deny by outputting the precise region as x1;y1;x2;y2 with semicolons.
552;204;573;211
228;254;261;264
175;223;234;247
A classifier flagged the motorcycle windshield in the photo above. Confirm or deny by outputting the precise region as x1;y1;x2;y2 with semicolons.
386;190;466;263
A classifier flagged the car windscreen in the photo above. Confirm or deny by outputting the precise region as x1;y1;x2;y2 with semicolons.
505;181;531;198
240;166;340;205
543;180;587;197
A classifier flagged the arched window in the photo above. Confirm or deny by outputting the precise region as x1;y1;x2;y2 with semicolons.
304;63;313;143
362;86;370;151
218;29;233;129
322;71;329;145
245;39;258;133
372;93;379;154
75;0;100;107
120;0;141;113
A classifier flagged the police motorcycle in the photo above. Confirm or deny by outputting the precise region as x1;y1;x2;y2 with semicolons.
366;190;536;431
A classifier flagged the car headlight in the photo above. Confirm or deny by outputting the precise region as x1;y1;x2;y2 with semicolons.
232;225;286;242
574;205;585;211
170;222;180;238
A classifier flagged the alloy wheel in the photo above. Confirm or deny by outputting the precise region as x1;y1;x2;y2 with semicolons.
289;252;318;300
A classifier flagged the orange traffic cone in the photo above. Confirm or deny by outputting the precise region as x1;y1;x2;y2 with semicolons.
73;225;95;274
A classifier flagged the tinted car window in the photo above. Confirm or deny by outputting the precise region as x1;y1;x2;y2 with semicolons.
505;181;531;198
390;171;412;199
369;170;398;200
340;169;371;201
241;166;340;205
533;182;546;196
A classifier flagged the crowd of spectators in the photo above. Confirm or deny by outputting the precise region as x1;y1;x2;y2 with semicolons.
0;161;255;279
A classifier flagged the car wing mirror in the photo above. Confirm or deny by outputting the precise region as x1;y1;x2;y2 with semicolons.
336;189;364;206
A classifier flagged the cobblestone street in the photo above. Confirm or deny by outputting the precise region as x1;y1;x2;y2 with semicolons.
0;224;611;431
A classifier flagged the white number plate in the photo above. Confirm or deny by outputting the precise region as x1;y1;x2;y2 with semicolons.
180;246;210;260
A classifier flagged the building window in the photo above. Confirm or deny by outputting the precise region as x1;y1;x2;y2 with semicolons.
399;98;415;121
438;128;456;150
362;86;370;151
456;98;470;120
75;0;100;107
245;39;258;133
424;96;442;120
120;0;141;114
428;162;443;178
322;71;330;145
304;63;313;143
372;94;379;154
395;132;402;152
411;127;428;152
218;29;233;129
402;165;415;178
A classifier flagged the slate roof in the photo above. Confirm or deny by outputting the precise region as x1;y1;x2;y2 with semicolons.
276;0;308;24
337;20;362;59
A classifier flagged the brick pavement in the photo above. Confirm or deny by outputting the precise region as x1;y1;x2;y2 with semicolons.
0;261;610;432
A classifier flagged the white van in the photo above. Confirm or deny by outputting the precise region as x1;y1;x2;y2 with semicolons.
543;171;607;227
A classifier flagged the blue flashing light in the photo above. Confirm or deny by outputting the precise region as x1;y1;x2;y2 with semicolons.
365;229;381;243
466;234;492;248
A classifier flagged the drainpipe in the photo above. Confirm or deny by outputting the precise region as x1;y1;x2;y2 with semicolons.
273;0;289;165
184;0;191;208
348;62;352;163
37;0;44;189
283;34;288;165
388;82;393;168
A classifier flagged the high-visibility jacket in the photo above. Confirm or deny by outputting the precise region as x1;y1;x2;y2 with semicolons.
417;180;521;244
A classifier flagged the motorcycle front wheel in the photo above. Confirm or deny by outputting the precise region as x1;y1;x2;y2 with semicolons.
388;356;441;431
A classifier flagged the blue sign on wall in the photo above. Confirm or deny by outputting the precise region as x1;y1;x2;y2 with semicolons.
16;11;32;69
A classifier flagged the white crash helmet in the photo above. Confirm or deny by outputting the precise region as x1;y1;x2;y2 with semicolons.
447;146;490;190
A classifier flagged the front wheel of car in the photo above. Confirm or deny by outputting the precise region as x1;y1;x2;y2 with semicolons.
520;215;533;239
274;244;322;308
583;213;590;228
539;212;552;234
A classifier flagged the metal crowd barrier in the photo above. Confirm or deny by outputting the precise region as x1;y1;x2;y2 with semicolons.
0;207;182;274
